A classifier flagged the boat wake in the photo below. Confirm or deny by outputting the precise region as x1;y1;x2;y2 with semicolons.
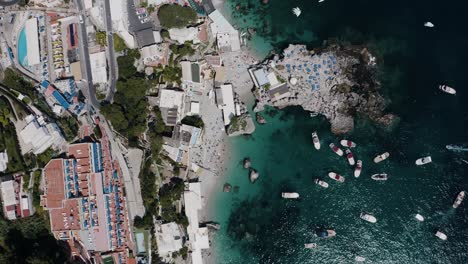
446;145;468;152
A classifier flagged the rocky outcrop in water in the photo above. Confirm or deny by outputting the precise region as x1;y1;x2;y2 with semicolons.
252;43;397;134
256;113;267;124
227;114;256;136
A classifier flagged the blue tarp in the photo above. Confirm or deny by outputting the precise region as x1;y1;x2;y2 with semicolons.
41;80;50;89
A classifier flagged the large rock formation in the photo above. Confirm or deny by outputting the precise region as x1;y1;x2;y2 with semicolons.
252;43;396;134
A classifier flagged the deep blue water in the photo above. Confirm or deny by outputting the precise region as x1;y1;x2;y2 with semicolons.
213;0;468;263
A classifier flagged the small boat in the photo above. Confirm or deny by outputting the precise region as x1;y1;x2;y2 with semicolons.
328;172;345;183
315;228;336;238
340;139;356;148
439;85;456;95
415;156;432;165
453;191;465;208
312;132;320;150
371;173;388;181
243;158;251;169
355;256;366;262
373;152;390;163
304;243;317;249
292;7;301;17
415;214;425;222
249;169;259;183
424;21;434;28
435;231;447;241
282;192;300;199
315;179;329;188
329;143;344;156
346;149;356;166
360;213;377;223
354;160;362;178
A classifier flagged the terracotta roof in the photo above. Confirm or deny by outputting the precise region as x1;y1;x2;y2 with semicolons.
44;159;66;208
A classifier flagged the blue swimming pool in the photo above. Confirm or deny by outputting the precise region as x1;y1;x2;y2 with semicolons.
18;27;27;66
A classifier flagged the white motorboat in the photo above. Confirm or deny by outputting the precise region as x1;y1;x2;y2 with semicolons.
360;213;377;223
424;21;434;28
315;179;329;188
304;243;317;249
312;132;321;150
328;172;345;183
329;143;344;156
453;191;465;208
415;214;425;222
354;160;362;178
346;149;356;166
371;173;388;181
435;231;447;241
292;7;301;17
373;152;390;163
340;139;356;148
439;85;456;95
355;256;366;262
282;192;300;199
415;156;432;165
315;228;336;238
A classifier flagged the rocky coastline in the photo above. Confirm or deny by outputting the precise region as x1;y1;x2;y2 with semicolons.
251;43;397;134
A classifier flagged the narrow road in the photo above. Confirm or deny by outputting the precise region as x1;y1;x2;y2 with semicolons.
75;0;100;109
103;0;117;102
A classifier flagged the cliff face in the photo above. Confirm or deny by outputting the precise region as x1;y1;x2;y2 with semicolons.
253;44;396;134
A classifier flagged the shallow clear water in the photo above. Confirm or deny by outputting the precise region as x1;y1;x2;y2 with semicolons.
212;0;468;263
18;27;28;67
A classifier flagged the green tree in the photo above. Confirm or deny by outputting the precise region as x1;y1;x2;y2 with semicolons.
100;104;129;132
113;33;128;52
95;31;107;46
157;4;197;28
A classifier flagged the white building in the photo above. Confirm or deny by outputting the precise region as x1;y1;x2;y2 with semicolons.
141;44;168;66
0;151;8;172
181;61;201;84
208;10;241;52
25;18;41;66
159;89;185;126
215;84;237;125
19;115;65;155
168;27;200;45
184;182;210;264
0;178;17;220
89;51;107;84
155;222;184;256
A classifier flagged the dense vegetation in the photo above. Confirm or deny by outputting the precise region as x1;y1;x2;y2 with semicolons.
0;212;72;263
57;117;79;142
113;34;127;53
101;50;149;146
159;178;188;226
0;97;25;173
181;115;204;128
157;4;197;28
96;31;107;46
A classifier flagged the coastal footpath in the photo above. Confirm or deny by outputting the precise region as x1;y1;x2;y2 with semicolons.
251;43;397;134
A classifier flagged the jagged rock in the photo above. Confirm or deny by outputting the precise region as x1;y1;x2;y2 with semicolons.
256;113;267;124
243;158;251;169
252;44;397;134
223;183;232;192
227;114;256;137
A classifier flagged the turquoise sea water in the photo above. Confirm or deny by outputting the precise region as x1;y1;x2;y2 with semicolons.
212;0;468;263
18;27;28;66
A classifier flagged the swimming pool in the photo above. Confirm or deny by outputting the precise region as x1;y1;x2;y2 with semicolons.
18;27;28;66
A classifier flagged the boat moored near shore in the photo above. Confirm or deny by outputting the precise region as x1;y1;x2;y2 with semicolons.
371;173;388;181
315;178;329;188
312;132;320;150
360;212;377;223
453;191;465;208
354;160;362;177
415;214;425;222
282;192;300;199
328;172;345;182
373;152;390;163
315;228;336;238
435;231;448;241
345;149;355;166
340;139;356;148
329;143;344;156
304;243;317;249
415;156;432;165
